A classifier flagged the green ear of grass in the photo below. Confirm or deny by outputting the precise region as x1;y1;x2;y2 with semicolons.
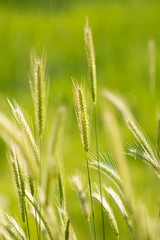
0;226;14;240
8;150;26;225
57;171;65;212
29;49;48;138
102;90;156;161
0;111;38;178
103;186;133;232
89;152;123;195
72;79;89;153
8;99;40;166
0;209;27;240
103;90;160;177
92;192;119;239
84;18;97;104
57;168;68;232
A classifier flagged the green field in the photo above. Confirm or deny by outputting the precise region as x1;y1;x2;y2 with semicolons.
0;0;160;239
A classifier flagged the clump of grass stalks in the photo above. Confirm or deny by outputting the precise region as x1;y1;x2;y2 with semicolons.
84;18;105;240
0;19;159;240
72;79;96;240
0;50;76;240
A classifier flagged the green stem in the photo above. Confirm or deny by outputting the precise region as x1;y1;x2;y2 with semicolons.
24;201;31;240
94;103;105;240
23;217;27;238
88;220;93;240
39;137;42;240
155;203;160;239
86;152;97;240
34;194;39;240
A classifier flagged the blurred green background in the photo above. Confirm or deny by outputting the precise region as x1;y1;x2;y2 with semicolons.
0;0;160;239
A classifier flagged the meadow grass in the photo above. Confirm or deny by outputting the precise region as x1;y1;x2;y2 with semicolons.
0;1;160;239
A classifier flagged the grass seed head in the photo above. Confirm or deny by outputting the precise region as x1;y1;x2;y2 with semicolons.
73;79;89;153
30;49;48;138
84;18;97;104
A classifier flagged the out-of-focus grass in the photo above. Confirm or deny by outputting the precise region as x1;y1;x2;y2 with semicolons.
0;1;160;239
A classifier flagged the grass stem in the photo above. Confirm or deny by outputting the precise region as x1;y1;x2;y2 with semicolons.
86;152;97;240
39;137;42;240
155;202;160;240
94;103;105;240
34;194;39;240
88;220;94;240
24;202;31;240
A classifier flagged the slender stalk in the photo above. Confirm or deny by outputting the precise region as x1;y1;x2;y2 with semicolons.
155;203;160;240
23;220;27;238
84;18;105;239
94;103;105;240
39;137;42;240
34;194;39;240
13;153;31;239
88;220;93;240
24;202;31;240
86;152;97;240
